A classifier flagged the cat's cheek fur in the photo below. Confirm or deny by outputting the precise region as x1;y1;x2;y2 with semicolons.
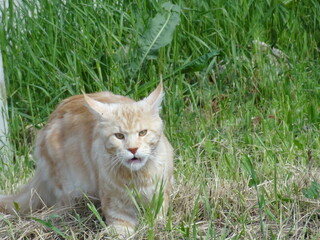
141;133;162;156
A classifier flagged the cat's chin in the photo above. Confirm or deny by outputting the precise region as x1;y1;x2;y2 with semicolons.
122;157;147;171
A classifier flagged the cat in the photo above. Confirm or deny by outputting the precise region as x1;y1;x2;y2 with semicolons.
0;81;174;235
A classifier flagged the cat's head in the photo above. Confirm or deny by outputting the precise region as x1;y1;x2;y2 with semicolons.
84;82;165;171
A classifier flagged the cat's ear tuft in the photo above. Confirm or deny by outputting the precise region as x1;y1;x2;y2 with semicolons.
83;94;107;119
142;80;164;114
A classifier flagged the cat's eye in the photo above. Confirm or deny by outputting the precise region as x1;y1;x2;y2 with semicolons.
114;133;125;140
139;130;148;137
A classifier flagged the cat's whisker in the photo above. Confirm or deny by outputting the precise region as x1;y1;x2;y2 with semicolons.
109;157;122;172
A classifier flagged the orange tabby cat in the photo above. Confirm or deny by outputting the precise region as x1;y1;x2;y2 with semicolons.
0;82;174;234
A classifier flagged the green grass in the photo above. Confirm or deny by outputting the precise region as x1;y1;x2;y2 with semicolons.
1;0;320;239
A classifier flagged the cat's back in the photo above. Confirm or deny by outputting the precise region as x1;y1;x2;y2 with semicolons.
49;91;134;122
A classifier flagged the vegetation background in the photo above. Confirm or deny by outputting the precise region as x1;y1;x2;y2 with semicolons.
0;0;319;239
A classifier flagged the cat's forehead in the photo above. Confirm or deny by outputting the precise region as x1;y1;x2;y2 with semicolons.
115;104;144;118
112;104;153;130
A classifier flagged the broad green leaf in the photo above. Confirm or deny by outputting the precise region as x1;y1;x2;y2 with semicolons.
131;2;181;76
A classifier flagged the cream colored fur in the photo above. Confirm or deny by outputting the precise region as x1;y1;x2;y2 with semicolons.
0;82;174;235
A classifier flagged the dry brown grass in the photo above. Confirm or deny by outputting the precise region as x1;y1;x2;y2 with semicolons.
1;164;319;239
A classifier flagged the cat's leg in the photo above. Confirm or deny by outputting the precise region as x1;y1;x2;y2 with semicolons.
99;189;137;236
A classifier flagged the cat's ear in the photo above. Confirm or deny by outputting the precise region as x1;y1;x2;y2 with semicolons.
141;81;164;114
83;94;108;119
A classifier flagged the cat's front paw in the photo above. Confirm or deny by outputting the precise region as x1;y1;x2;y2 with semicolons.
109;223;135;238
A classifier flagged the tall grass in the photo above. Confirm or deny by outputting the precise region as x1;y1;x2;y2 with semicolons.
0;0;320;239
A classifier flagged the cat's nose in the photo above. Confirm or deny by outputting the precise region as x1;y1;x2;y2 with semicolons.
128;148;138;154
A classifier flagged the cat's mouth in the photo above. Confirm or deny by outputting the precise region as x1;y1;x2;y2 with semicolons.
128;157;141;163
124;157;145;171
